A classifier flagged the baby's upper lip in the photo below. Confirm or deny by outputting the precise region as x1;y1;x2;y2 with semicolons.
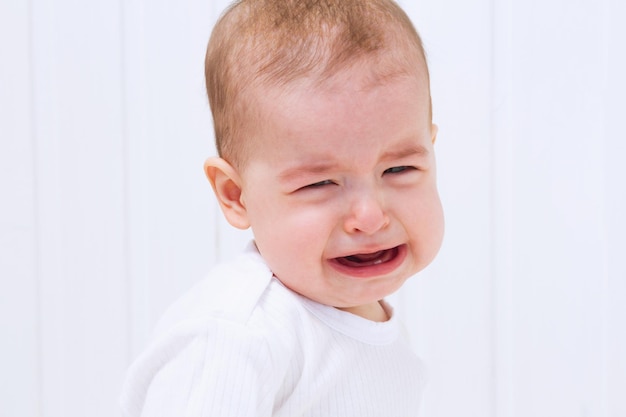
331;244;402;260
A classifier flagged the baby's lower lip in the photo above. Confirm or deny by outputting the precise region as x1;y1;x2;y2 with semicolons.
329;245;406;278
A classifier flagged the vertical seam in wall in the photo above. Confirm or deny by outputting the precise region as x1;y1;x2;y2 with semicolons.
488;0;497;412
28;0;42;414
598;1;611;415
490;0;514;415
488;2;496;413
120;0;132;368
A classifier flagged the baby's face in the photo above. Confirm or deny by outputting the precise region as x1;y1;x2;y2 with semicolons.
237;67;443;319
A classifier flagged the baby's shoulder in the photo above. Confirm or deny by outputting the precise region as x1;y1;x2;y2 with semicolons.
155;256;270;331
160;246;307;334
120;248;305;416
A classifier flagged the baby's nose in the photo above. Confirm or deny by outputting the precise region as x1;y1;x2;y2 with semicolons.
343;192;390;235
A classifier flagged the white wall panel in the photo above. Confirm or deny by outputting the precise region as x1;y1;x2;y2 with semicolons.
604;2;626;416
122;0;229;358
30;0;128;415
492;0;515;415
510;1;609;416
0;1;40;416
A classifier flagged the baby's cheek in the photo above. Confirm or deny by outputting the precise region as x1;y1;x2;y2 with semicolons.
290;207;334;233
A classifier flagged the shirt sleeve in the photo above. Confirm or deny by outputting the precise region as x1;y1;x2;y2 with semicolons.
120;319;278;417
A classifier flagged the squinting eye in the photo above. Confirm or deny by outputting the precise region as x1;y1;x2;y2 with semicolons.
384;166;415;175
305;179;335;188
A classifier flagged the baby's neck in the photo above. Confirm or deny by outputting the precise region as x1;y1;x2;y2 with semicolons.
337;301;389;322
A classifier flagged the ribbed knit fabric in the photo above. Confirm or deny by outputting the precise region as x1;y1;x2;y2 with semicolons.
120;242;426;417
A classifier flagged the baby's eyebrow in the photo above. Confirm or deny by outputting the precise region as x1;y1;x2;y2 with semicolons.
278;161;339;182
380;144;429;162
277;145;429;182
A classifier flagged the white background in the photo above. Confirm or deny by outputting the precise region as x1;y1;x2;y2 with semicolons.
1;0;625;416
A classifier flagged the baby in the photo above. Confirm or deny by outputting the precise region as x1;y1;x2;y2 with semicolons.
121;0;444;415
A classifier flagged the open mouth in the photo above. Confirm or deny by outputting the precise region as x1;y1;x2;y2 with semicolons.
335;247;400;268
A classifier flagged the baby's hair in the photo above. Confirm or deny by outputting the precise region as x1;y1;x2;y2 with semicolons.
205;0;429;167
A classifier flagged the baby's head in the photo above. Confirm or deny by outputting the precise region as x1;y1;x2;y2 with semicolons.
205;0;430;168
205;0;444;321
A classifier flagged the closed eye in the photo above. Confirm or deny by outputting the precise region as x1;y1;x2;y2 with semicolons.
302;179;336;189
383;166;416;175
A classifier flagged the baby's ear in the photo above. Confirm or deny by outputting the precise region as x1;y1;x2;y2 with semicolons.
204;157;250;230
431;124;439;144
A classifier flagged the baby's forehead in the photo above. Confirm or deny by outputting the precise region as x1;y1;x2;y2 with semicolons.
249;66;430;135
249;58;430;117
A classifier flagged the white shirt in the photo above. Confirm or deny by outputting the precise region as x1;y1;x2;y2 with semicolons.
120;243;426;417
